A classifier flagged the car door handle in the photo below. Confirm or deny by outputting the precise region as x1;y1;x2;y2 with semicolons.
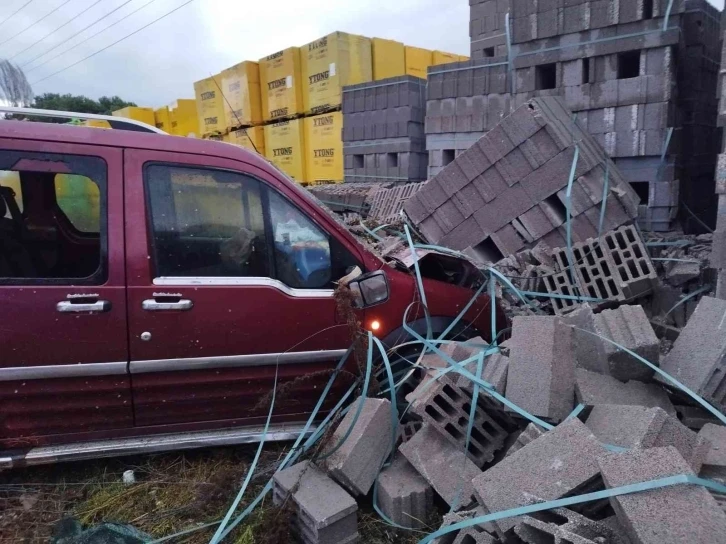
142;299;194;311
57;300;111;313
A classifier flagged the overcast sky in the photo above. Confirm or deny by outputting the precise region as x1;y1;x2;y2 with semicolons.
1;0;723;109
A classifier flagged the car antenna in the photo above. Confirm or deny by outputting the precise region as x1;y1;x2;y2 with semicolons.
210;72;260;155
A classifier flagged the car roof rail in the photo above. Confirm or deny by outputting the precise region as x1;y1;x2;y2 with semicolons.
0;106;165;134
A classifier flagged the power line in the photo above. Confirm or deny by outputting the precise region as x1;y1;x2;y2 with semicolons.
24;0;155;72
0;0;74;48
31;0;197;85
10;0;105;61
0;0;36;30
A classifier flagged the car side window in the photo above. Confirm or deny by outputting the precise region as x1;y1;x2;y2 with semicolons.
268;190;332;289
0;150;106;284
145;164;269;278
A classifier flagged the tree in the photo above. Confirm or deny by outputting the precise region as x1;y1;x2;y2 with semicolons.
30;93;137;122
0;60;33;107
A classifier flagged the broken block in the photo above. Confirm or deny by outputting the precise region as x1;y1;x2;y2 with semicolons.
660;296;726;410
471;419;606;536
575;368;676;415
406;375;510;467
698;424;726;480
431;508;497;544
322;397;393;496
598;447;726;544
585;404;668;450
454;351;509;394
399;424;481;509
505;316;576;422
666;260;701;286
504;423;546;458
273;461;359;544
651;415;712;473
376;456;433;529
514;505;631;544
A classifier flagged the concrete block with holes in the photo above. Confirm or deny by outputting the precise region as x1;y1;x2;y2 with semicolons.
375;455;433;529
659;296;726;410
405;374;512;467
513;504;632;544
273;461;359;544
505;316;576;422
471;418;606;537
398;423;481;509
321;397;393;496
599;446;726;544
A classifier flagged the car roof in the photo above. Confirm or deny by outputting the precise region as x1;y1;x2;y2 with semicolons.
0;119;271;170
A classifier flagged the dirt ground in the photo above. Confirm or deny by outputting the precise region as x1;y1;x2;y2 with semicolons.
0;444;431;543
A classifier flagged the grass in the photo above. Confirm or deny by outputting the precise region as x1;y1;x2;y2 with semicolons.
0;444;436;543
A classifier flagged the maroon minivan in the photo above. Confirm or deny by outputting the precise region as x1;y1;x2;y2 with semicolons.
0;116;505;469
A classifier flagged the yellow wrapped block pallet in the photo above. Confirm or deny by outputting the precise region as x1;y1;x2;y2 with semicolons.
404;46;432;79
154;106;172;132
169;99;199;137
264;119;306;183
301;32;372;114
84;119;111;129
458;55;470;61
112;106;155;126
432;50;460;66
259;47;303;122
194;75;225;136
303;112;343;185
372;38;405;80
220;61;263;130
223;127;265;155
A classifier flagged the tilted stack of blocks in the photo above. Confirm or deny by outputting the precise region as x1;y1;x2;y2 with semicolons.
342;75;428;184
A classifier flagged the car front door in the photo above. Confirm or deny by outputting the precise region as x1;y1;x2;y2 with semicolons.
0;140;131;449
124;149;362;428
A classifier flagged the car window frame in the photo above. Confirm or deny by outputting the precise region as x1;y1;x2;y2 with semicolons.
0;149;108;286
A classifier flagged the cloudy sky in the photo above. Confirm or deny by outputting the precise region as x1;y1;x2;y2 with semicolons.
1;0;723;108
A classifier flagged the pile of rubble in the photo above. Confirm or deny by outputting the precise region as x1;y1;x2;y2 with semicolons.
273;293;726;544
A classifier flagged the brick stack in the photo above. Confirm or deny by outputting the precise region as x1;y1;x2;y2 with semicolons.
342;76;428;184
431;0;721;233
470;0;511;59
714;12;726;299
404;96;640;263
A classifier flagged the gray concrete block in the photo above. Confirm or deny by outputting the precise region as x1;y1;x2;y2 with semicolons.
273;461;359;544
666;260;701;286
398;424;481;509
514;504;632;544
698;424;726;480
323;398;393;496
376;455;433;529
504;422;545;458
652;414;712;473
505;316;576;422
575;368;676;415
598;447;726;544
586;404;669;450
472;418;606;536
659;296;726;409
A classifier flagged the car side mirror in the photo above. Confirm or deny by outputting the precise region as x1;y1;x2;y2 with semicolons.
347;270;390;309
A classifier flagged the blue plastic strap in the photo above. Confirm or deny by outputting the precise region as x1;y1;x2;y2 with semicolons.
517;290;603;303
505;12;514;95
574;327;726;426
566;403;586;421
651;258;702;264
663;0;674;31
598;161;609;237
404;223;432;339
438;281;487;343
360;221;385;241
664;284;712;319
645;240;690;247
564;145;580;292
419;474;726;544
371;334;400;455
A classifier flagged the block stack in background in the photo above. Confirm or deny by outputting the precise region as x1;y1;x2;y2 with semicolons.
423;0;721;233
342;76;427;184
713;11;726;298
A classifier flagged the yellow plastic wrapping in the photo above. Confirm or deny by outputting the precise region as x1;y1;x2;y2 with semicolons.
303;112;343;185
169;99;199;137
301;32;372;114
154;106;172;132
223;127;265;155
432;50;460;66
259;47;303;122
458;55;471;61
194;75;226;136
264;119;306;183
372;38;405;80
112;106;155;126
404;46;433;79
83;119;111;129
220;61;263;130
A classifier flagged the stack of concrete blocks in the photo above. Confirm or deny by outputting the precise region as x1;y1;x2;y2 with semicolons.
367;182;422;222
659;295;726;411
470;0;511;59
713;11;726;299
466;0;721;232
404;96;640;264
425;56;512;178
342;76;428;184
273;461;360;544
307;183;379;216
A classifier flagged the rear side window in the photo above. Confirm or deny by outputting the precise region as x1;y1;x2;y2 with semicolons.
0;150;106;284
145;164;269;278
